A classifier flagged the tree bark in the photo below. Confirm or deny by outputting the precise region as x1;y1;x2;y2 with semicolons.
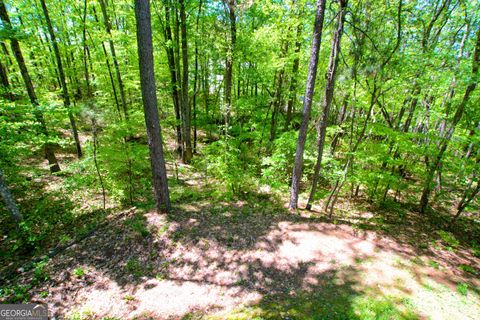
419;26;480;213
179;0;192;163
193;0;203;153
305;0;347;211
285;21;303;131
223;0;236;130
163;0;183;156
0;170;23;223
0;0;60;173
99;0;128;120
135;0;171;213
288;0;327;209
270;41;288;142
39;0;82;159
93;6;121;117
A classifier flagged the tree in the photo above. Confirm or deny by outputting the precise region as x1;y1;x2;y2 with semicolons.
0;169;22;223
306;0;348;210
419;26;480;213
39;0;82;158
98;0;128;120
179;0;192;163
135;0;171;213
0;0;60;173
223;0;236;130
288;0;326;209
161;0;183;156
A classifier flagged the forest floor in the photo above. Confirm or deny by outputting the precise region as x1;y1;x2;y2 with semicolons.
2;146;480;319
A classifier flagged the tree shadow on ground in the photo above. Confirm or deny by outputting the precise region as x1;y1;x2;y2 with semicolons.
13;190;437;319
311;196;480;286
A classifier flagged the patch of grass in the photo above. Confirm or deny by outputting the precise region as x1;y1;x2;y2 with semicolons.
458;264;477;275
123;294;135;301
410;257;424;266
472;246;480;258
436;230;459;249
32;260;49;285
73;267;85;277
207;291;419;320
428;260;440;269
157;223;169;236
126;258;143;278
66;310;95;320
355;257;364;264
59;234;72;245
422;283;434;291
457;283;469;296
352;295;418;320
124;215;150;238
0;284;31;303
39;290;49;298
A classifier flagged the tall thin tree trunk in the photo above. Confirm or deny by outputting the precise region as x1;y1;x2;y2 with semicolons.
420;27;480;213
0;170;23;223
163;0;183;156
179;0;192;163
288;0;326;209
135;0;171;213
270;41;288;142
92;6;121;117
0;0;60;173
99;0;128;120
0;59;13;100
285;12;303;130
223;0;236;130
193;0;203;153
39;0;82;159
305;0;348;211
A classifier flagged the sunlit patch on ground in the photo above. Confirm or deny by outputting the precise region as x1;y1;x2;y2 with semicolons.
8;193;477;320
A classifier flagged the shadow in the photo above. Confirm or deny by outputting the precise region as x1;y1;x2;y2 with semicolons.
316;197;480;293
3;174;477;319
0;186;112;285
9;191;430;319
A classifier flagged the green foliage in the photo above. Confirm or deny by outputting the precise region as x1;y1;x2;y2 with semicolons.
0;284;31;303
124;214;149;238
196;138;257;198
458;264;477;275
457;283;469;296
32;259;49;285
436;231;460;248
73;267;85;277
125;258;143;278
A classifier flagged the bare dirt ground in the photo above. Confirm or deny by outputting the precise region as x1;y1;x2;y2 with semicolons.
12;191;479;320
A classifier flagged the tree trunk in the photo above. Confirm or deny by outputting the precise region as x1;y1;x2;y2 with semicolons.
0;0;60;173
179;0;192;163
420;27;480;214
288;0;327;209
270;41;288;142
135;0;171;213
92;6;121;117
0;170;23;223
193;0;202;153
223;0;236;129
163;0;183;156
99;0;128;120
39;0;82;159
285;13;303;130
0;59;13;100
305;0;347;211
